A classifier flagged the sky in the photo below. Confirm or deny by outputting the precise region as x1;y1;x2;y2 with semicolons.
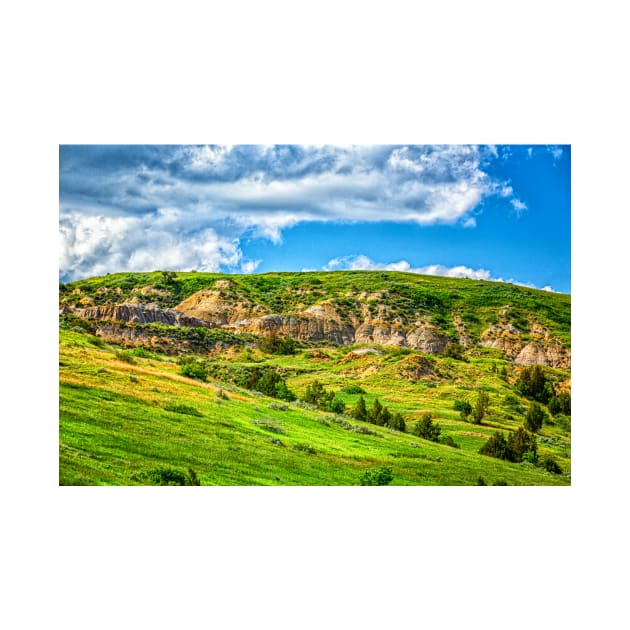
59;144;571;293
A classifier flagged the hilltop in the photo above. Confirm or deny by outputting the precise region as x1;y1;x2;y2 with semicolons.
59;270;570;366
59;271;571;485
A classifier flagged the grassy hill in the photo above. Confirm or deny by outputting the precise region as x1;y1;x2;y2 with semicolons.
59;271;570;485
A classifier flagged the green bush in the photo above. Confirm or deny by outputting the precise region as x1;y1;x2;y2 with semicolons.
115;349;136;364
413;413;441;442
524;401;546;433
259;333;296;355
479;431;514;461
442;435;460;448
472;391;490;424
145;467;200;486
543;457;563;474
453;399;472;421
517;364;553;404
341;384;366;395
548;392;571;416
180;360;208;381
444;342;466;360
329;397;346;415
359;465;394;486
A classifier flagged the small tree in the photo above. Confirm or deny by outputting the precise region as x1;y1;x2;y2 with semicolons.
517;364;553;403
329;396;346;415
524;401;546;433
472;391;490;424
352;396;368;422
479;432;514;461
413;412;441;442
370;398;384;425
387;411;406;432
454;399;472;421
507;427;538;462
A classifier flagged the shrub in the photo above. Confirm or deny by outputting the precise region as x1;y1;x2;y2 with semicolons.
292;443;316;454
517;364;553;404
442;435;460;448
87;336;106;348
115;349;136;364
444;342;466;360
524;401;546;433
479;431;514;461
179;358;208;381
352;396;368;422
145;466;200;486
359;465;394;486
543;457;562;474
341;384;366;395
370;398;384;425
472;391;490;424
259;332;296;355
387;412;406;432
329;397;346;415
453;399;472;421
413;413;441;442
548;392;571;416
507;426;538;462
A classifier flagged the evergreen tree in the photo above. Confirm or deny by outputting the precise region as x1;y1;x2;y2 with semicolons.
524;401;546;433
413;412;441;441
352;396;368;422
380;406;393;428
472;391;490;424
370;398;384;425
507;427;538;462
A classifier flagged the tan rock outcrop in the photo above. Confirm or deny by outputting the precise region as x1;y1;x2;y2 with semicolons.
75;303;213;328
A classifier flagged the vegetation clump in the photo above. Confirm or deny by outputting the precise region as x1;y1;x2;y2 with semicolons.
115;349;136;364
479;427;537;463
524;401;547;433
471;391;490;424
359;465;394;486
144;466;200;486
412;412;441;442
517;364;553;404
351;395;406;431
258;332;297;355
178;356;209;381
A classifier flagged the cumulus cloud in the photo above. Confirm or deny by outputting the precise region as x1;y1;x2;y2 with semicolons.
323;255;555;290
324;255;493;281
59;144;526;280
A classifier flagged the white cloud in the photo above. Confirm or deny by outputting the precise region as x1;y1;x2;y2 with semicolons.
59;145;531;280
547;146;564;162
240;259;262;274
323;255;555;290
324;255;492;280
59;212;242;281
511;198;527;213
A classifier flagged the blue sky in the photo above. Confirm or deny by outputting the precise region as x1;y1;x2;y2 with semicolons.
59;144;570;293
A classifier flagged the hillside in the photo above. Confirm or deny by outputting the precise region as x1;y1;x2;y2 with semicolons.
59;271;571;485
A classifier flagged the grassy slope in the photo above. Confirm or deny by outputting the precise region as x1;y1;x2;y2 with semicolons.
60;270;571;345
59;328;570;486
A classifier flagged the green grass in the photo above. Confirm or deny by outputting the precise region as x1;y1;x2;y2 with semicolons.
59;328;570;485
60;269;570;346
